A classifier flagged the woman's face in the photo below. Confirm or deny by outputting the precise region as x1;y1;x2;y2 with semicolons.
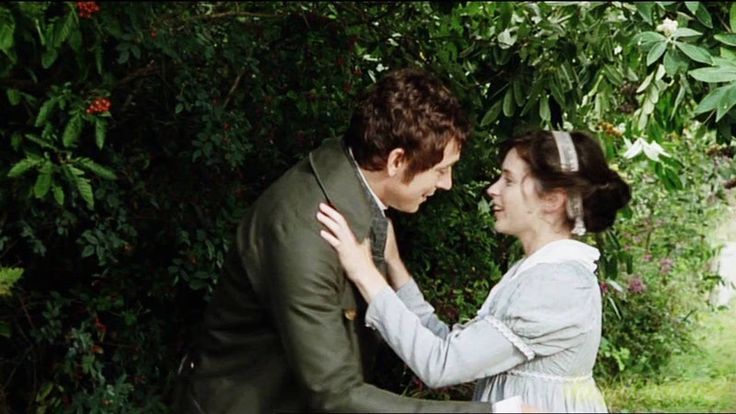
486;148;542;237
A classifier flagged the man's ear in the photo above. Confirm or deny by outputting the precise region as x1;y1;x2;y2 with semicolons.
386;148;406;177
542;189;567;214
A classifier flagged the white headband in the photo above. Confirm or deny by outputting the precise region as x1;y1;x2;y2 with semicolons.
551;131;586;236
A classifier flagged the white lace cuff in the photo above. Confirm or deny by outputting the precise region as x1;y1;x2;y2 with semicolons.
484;316;536;360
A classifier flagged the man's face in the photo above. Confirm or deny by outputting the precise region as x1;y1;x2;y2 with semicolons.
384;141;461;213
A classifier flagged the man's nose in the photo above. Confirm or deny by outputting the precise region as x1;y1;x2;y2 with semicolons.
437;170;452;190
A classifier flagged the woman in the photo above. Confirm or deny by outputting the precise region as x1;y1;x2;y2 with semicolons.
316;130;631;412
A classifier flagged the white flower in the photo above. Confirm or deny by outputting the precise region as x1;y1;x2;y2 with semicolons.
656;18;678;37
614;45;622;55
497;29;517;49
623;138;671;161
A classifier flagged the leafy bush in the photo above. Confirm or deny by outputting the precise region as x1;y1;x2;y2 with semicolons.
1;1;734;411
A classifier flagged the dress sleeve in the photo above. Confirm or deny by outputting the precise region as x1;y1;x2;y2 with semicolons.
395;279;450;338
502;263;599;357
366;286;529;389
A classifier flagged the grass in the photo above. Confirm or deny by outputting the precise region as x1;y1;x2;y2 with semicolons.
600;302;736;412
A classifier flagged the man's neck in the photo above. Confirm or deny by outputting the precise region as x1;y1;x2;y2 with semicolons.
348;148;387;212
359;168;388;212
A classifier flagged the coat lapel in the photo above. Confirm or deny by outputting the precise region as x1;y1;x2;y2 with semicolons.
309;138;376;248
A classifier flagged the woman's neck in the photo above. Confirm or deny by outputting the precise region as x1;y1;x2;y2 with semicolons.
520;230;571;256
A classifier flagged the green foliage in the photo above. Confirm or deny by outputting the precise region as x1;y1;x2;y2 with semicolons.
1;1;734;411
0;267;23;297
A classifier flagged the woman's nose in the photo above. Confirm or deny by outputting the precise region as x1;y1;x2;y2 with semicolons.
486;180;500;198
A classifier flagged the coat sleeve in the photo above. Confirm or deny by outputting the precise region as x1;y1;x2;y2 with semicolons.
261;218;493;412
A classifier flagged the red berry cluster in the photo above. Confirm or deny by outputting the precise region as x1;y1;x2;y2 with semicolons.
86;98;111;114
77;2;100;19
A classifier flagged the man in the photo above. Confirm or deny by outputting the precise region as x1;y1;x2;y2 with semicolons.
173;68;493;413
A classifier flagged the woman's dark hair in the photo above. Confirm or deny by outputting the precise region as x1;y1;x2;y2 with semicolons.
499;130;631;233
344;67;471;181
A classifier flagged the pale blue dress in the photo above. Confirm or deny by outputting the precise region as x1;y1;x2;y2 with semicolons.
364;239;608;413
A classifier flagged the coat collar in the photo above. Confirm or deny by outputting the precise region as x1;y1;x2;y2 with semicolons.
309;138;375;243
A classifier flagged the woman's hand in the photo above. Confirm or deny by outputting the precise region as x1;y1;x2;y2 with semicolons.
317;203;388;302
384;220;412;290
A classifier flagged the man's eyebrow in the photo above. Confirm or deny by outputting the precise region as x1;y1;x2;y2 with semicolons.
502;168;514;178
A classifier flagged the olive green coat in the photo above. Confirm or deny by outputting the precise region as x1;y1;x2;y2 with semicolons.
174;138;492;413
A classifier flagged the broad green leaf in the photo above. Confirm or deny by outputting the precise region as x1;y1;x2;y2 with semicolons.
549;81;565;110
82;245;95;258
694;84;730;114
716;84;736;122
647;41;667;66
34;162;53;199
53;11;76;48
676;42;712;64
720;48;736;65
688;67;736;83
0;322;10;338
694;3;712;28
6;89;20;106
480;100;502;127
7;158;40;177
635;3;654;24
36;383;54;402
41;48;58;69
0;8;15;53
663;50;688;76
671;81;687;120
714;34;736;47
35;97;57;127
712;57;736;68
631;31;666;47
62;113;83;148
66;165;94;209
95;118;107;149
637;72;654;93
513;80;524;107
95;46;103;75
684;2;699;14
69;28;82;53
603;65;624;86
539;94;550;122
0;267;23;297
52;184;65;206
502;87;514;117
77;158;116;180
672;28;701;38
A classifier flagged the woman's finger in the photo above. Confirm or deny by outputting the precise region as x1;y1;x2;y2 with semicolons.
316;212;343;237
318;204;355;240
319;230;341;248
319;203;350;229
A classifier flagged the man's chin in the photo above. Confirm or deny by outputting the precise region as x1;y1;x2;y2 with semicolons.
391;201;422;214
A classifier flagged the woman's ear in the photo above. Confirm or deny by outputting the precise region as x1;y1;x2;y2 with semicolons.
386;148;406;177
542;189;567;214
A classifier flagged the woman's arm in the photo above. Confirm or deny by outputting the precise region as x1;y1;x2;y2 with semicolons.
385;221;450;337
367;286;530;388
317;203;530;387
